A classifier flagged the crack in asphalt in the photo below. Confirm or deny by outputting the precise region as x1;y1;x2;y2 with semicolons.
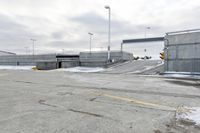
68;108;120;122
68;109;103;118
57;84;200;99
2;79;200;99
38;100;57;108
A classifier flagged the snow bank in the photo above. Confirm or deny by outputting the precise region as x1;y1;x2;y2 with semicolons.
164;74;200;79
55;67;105;73
0;65;34;70
176;107;200;126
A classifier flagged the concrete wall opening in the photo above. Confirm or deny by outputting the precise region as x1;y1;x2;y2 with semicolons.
58;62;62;68
122;37;164;60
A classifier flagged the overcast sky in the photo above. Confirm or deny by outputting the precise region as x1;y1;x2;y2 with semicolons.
0;0;199;56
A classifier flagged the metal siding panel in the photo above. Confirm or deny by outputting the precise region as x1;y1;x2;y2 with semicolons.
177;45;196;59
165;32;200;73
194;59;200;72
166;32;200;45
167;46;176;59
195;44;200;58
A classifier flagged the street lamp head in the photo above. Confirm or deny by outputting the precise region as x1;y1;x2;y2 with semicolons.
30;38;36;41
146;27;151;29
88;32;93;35
105;6;110;9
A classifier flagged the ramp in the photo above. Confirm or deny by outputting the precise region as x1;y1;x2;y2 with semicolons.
102;60;164;74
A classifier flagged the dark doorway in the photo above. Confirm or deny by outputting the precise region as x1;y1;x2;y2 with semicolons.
58;62;62;68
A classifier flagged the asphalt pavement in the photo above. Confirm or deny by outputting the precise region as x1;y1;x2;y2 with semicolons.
0;68;200;133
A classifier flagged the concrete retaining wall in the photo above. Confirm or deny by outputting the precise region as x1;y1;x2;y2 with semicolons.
62;61;80;68
0;52;133;69
164;31;200;73
57;55;80;69
0;54;57;66
80;61;107;67
80;51;133;67
37;60;80;70
36;61;57;70
36;55;80;70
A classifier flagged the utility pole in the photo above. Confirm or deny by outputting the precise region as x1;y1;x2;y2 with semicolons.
24;47;28;55
62;49;65;54
144;48;147;60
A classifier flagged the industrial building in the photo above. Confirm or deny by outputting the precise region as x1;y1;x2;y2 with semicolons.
37;51;133;70
121;29;200;75
0;54;57;66
0;51;133;70
0;29;200;74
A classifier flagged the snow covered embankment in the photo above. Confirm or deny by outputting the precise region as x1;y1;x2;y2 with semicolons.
176;107;200;126
55;67;105;73
0;66;35;70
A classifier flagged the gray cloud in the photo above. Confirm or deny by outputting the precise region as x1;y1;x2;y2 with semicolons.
68;12;169;52
0;14;30;39
71;12;107;29
49;40;85;48
70;12;164;38
51;31;65;40
0;14;33;52
0;0;199;55
0;14;52;54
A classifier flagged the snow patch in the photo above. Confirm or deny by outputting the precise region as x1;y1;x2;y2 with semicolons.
0;65;34;70
164;74;200;79
55;67;105;73
176;107;200;126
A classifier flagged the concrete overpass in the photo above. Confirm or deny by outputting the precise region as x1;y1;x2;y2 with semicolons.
121;37;165;52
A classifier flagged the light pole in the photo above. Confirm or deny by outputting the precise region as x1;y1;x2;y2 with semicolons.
30;38;36;59
62;49;65;54
88;32;93;53
105;5;111;62
145;27;151;38
24;47;28;55
144;48;147;60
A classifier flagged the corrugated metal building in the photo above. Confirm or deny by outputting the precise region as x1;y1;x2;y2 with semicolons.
164;29;200;73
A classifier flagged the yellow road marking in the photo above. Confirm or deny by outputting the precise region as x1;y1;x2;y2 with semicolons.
91;91;177;111
0;74;8;77
103;93;176;111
